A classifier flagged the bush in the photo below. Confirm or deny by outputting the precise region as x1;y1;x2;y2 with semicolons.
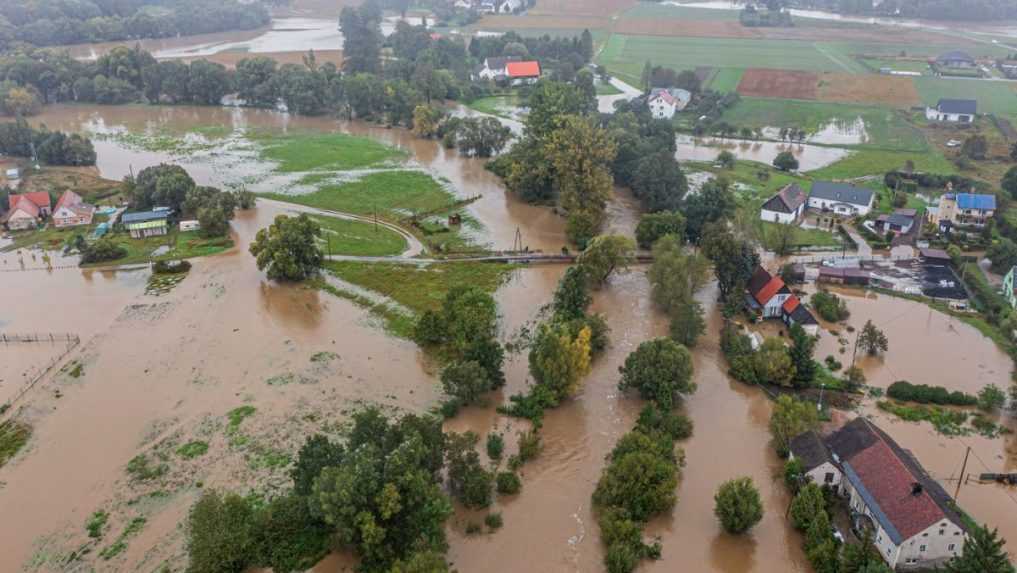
496;471;522;495
811;291;850;322
153;259;192;274
440;360;492;406
887;381;977;407
617;338;696;411
517;429;542;463
80;238;127;264
824;356;842;372
634;212;685;249
714;477;764;534
251;494;331;573
186;490;256;573
486;432;504;461
484;512;504;531
978;384;1006;412
446;432;494;509
636;404;693;441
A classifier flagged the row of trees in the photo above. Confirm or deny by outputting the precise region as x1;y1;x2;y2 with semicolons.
412;107;512;158
0;117;95;165
0;0;269;48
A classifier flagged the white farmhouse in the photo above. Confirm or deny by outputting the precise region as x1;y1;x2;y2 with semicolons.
925;99;977;123
474;56;520;81
807;181;875;217
646;88;691;120
790;419;968;571
759;183;806;224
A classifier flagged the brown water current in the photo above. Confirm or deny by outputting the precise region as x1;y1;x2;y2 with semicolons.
4;102;1015;571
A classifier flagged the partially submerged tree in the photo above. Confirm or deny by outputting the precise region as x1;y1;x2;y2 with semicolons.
714;477;764;535
943;524;1015;573
249;214;322;281
773;150;799;172
618;338;696;410
769;394;819;457
577;234;636;285
857;320;888;356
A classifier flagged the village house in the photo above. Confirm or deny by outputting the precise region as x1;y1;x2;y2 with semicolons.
496;0;523;13
122;210;170;239
931;192;995;228
52;190;96;228
925;99;977;123
474;56;520;80
790;419;968;571
759;183;807;224
935;50;976;69
646;88;691;120
506;60;541;85
807;181;874;217
1;192;51;230
874;208;916;236
746;266;819;334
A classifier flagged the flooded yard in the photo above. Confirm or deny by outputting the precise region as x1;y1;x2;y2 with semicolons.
675;134;851;172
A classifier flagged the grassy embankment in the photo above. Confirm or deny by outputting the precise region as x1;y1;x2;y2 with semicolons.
319;261;515;338
465;94;524;120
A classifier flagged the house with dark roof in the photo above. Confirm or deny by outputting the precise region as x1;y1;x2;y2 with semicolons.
760;183;807;224
807;181;875;217
925;98;977;123
936;51;976;69
790;419;968;570
875;209;916;235
782;295;819;335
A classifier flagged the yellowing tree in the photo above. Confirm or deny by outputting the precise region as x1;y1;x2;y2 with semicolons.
529;323;592;403
543;115;617;244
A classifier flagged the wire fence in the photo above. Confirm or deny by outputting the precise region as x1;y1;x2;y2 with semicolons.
0;333;80;418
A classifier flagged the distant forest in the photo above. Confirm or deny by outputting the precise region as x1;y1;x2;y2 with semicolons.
793;0;1017;20
0;0;271;48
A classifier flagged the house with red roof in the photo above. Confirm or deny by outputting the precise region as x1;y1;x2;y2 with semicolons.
2;192;51;231
746;266;793;319
790;418;968;570
52;190;96;228
782;295;818;335
506;61;541;85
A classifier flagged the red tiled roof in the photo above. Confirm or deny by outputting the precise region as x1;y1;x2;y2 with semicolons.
783;295;800;313
506;61;540;78
754;276;786;306
55;190;85;211
8;192;50;211
8;195;40;218
847;435;946;540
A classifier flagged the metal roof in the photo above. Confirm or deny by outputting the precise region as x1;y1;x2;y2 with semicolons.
122;211;169;224
937;98;977;115
955;192;995;211
809;181;874;207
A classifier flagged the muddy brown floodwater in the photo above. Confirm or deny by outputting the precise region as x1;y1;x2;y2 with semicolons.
5;102;1013;572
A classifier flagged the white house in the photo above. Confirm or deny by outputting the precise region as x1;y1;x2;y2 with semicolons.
475;56;520;80
745;266;792;319
497;0;523;13
807;181;875;217
790;419;968;571
760;183;806;224
925;99;977;123
52;190;95;228
646;88;691;120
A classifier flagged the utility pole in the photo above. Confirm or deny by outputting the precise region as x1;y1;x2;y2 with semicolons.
954;446;971;501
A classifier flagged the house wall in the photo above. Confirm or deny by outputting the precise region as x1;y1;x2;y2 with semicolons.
760;203;803;224
53;207;94;228
762;293;791;318
5;210;38;230
649;99;676;119
804;462;842;488
808;197;871;217
925;108;973;123
841;479;903;568
896;519;965;570
128;224;168;238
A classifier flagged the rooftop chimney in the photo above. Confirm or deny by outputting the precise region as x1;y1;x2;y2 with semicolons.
911;482;923;496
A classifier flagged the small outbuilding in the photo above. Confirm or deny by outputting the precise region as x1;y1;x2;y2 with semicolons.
760;183;807;224
925;99;977;123
122;210;170;239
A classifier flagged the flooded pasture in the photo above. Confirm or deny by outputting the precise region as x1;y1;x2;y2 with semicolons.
4;101;1016;572
675;134;851;171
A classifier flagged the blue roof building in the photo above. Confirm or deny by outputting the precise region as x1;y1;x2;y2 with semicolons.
954;193;995;211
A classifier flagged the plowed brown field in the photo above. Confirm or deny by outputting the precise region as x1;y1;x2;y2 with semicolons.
737;69;819;99
737;68;920;107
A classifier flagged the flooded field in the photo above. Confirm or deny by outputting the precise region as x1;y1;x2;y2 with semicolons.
4;101;1017;572
675;134;851;171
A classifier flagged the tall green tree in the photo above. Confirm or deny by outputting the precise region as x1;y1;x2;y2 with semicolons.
544;115;617;244
249;214;323;281
701;224;760;303
769;395;819;457
713;477;764;534
682;178;737;244
339;0;383;74
618;338;695;410
858;320;888;356
788;324;817;389
577;234;635;285
943;525;1015;573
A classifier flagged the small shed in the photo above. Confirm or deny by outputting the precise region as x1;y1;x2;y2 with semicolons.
818;266;871;286
122;210;170;239
5;168;19;180
919;248;951;263
180;220;201;232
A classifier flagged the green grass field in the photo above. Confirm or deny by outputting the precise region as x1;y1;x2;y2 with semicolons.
859;58;929;74
321;261;515;337
466;94;523;119
719;98;928;152
619;2;738;20
758;221;842;249
596;81;622;95
311;215;408;257
915;77;1017;118
598;34;869;79
262;171;457;221
706;67;744;93
809;148;956;180
254;132;405;172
